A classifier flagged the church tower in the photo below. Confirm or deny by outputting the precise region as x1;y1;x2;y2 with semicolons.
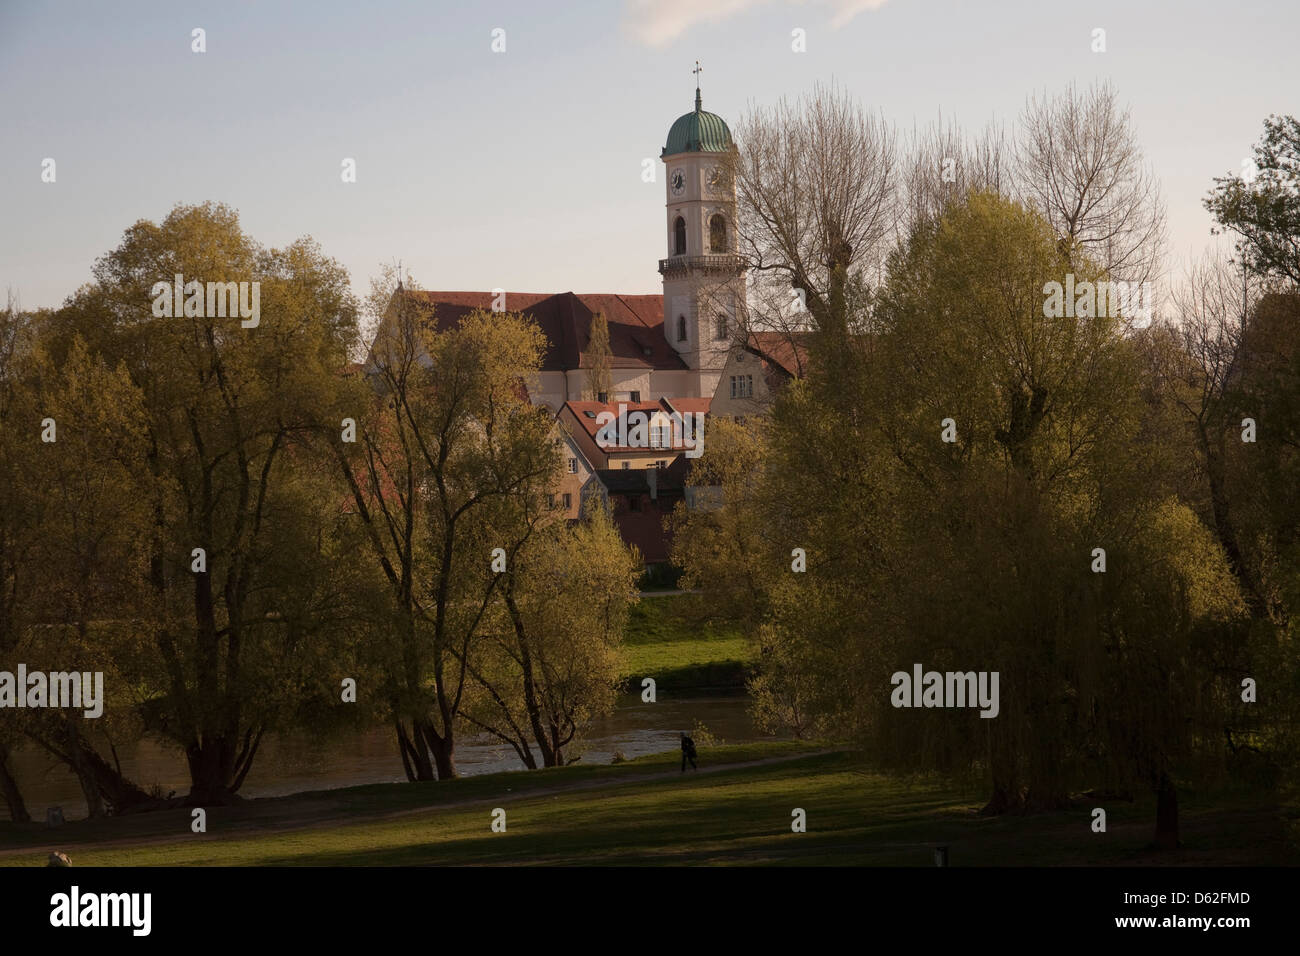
660;66;746;400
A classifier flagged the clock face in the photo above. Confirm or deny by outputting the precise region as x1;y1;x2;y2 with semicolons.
707;165;731;190
670;168;686;195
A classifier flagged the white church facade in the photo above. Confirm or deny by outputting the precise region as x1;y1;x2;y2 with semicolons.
382;80;750;413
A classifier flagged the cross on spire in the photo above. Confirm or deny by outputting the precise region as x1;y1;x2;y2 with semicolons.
693;60;703;110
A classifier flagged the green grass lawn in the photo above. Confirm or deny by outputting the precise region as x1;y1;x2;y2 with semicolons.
3;743;1293;866
621;594;753;689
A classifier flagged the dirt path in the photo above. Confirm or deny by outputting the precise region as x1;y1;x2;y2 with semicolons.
0;750;837;860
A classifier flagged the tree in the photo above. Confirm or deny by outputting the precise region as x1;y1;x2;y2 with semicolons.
1147;252;1268;616
465;502;639;768
338;266;559;780
1205;115;1300;287
732;81;898;390
1017;80;1167;286
46;202;360;803
900;117;1012;239
0;291;38;822
10;336;156;816
584;312;613;401
682;190;1245;847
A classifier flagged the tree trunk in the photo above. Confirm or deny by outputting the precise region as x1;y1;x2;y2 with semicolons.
65;720;106;819
424;722;456;780
394;717;435;782
981;743;1020;815
1153;772;1179;850
78;746;153;813
504;589;556;768
0;743;30;823
1203;435;1269;619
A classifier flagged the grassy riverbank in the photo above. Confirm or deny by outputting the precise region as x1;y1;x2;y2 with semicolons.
2;742;1293;866
622;594;752;690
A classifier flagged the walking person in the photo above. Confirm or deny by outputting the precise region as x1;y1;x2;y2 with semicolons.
680;732;698;772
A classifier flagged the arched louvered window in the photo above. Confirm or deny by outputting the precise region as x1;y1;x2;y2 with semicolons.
709;214;727;253
673;216;687;256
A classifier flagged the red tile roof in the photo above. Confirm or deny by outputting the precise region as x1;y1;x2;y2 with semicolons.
746;331;811;379
403;291;686;373
562;397;710;453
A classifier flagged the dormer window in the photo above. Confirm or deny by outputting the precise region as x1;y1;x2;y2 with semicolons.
673;216;687;256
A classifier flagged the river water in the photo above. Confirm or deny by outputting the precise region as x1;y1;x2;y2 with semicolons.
3;692;760;821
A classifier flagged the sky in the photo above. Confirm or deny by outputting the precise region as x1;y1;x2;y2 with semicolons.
2;0;1296;311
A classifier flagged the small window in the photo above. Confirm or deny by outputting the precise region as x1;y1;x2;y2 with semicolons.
548;493;556;509
715;314;727;340
673;216;686;256
676;315;687;342
567;457;577;474
650;425;669;449
621;461;630;470
730;375;737;399
630;390;641;402
597;391;608;404
709;214;727;253
562;493;572;509
657;460;667;469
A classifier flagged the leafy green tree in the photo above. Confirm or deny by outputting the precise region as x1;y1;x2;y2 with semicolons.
682;190;1247;846
466;501;639;768
45;202;360;803
338;267;558;780
13;336;156;815
0;292;39;822
1205;115;1300;286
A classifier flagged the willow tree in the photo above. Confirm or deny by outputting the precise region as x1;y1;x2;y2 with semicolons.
338;268;559;780
464;502;639;768
683;190;1244;847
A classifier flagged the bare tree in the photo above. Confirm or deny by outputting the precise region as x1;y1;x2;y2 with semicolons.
1156;250;1267;615
1016;81;1167;285
732;81;899;342
899;117;1013;240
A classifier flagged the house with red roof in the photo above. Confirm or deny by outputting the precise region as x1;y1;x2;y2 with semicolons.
558;396;711;473
709;330;813;419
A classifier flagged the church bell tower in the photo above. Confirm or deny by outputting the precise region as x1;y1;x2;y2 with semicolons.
659;64;746;399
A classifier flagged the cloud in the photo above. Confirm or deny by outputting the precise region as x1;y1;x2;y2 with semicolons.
624;0;891;48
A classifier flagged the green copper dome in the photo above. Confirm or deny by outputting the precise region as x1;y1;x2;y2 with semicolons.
662;89;733;156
